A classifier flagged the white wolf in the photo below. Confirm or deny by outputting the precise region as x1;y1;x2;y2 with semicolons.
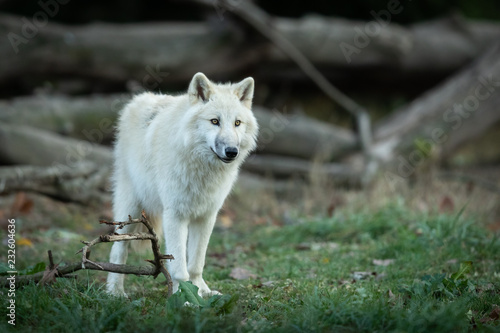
106;73;258;297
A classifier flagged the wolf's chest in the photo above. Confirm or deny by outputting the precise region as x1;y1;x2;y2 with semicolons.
151;165;235;219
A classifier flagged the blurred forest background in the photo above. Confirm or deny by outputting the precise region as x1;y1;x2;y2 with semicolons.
0;0;500;230
2;2;500;331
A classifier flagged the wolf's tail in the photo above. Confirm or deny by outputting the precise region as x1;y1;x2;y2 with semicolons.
130;214;163;253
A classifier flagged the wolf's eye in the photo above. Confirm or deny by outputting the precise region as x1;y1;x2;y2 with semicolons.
235;120;241;127
211;119;219;125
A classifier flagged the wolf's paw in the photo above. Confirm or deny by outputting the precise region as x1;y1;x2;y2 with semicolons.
106;284;128;298
198;288;222;298
190;276;221;298
106;290;128;298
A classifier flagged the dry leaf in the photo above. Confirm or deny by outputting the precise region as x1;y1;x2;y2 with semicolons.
373;259;395;266
295;243;311;251
17;237;33;247
327;202;336;217
480;305;500;324
327;196;344;217
10;192;34;215
439;195;454;213
338;279;354;287
487;220;500;232
83;222;95;231
254;217;268;226
230;267;257;280
488;305;500;321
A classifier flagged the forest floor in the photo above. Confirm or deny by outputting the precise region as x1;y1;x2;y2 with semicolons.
1;173;500;332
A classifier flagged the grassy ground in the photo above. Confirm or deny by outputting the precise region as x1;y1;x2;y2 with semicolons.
1;196;499;332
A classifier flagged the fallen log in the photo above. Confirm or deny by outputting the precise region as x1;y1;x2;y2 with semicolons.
253;107;357;160
0;93;127;144
0;13;253;88
1;12;500;90
0;123;362;185
0;96;358;161
266;15;500;77
0;163;110;204
244;154;362;185
0;123;111;167
370;43;500;179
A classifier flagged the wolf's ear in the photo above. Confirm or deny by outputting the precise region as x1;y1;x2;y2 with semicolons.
234;77;254;109
188;72;212;104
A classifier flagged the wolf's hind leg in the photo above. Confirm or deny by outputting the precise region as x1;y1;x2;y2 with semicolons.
107;240;129;296
106;182;140;296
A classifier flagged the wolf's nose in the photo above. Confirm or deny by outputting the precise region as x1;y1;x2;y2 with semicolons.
225;147;238;159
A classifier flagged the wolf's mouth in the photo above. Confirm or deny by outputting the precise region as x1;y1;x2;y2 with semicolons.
211;148;235;164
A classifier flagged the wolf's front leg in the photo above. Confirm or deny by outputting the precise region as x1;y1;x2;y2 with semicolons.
187;214;220;297
163;212;190;294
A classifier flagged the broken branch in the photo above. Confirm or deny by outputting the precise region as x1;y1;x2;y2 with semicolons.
1;213;174;298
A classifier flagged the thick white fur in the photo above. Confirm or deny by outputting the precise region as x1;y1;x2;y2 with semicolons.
106;73;258;297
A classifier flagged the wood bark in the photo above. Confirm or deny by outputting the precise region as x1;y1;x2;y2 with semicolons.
267;15;500;75
0;123;111;167
0;93;125;144
2;214;174;294
253;107;357;160
0;96;358;161
0;163;109;204
1;13;500;88
0;122;361;185
371;43;500;176
244;154;363;185
1;261;157;288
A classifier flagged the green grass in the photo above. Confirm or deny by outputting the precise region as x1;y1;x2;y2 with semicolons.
2;202;500;332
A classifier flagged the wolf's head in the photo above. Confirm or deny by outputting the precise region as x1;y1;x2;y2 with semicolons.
187;72;259;164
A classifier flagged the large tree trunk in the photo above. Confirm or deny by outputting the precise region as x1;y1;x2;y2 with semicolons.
371;43;500;178
1;13;500;90
0;123;111;167
0;94;127;145
244;154;362;185
0;163;109;204
267;15;500;78
253;107;357;160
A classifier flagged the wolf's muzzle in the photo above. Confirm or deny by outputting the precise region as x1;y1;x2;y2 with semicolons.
211;147;239;163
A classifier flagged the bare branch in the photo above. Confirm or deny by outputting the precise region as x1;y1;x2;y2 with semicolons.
1;214;174;298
